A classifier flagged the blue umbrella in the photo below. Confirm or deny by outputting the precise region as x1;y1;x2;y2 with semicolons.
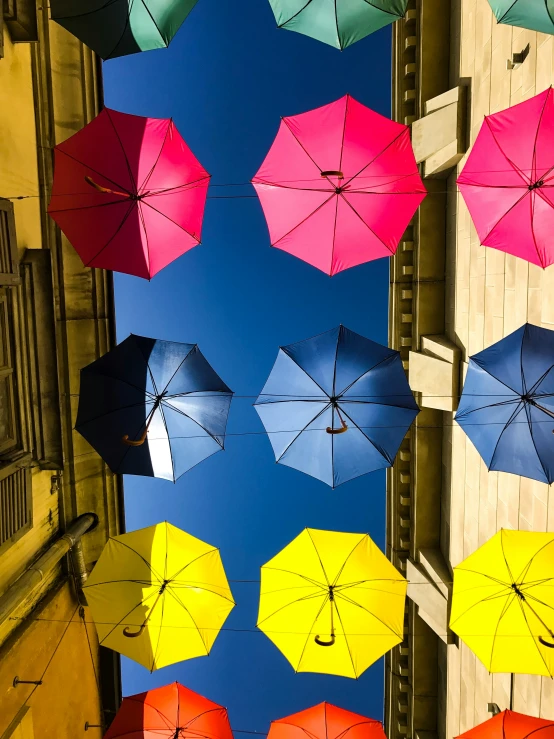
76;334;233;482
254;325;419;488
456;323;554;484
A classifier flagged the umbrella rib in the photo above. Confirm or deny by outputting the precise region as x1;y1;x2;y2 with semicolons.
111;538;165;582
105;108;138;192
76;399;154;428
329;193;340;277
487;402;526;473
340;194;394;254
332;535;367;587
83;199;138;267
531;86;550;185
484;116;531;185
495;0;519;23
112;694;176;732
143;176;211;198
338;353;399;397
270;194;336;250
52;148;131;195
257;590;328;628
150;591;167;672
467;357;521;396
169;583;235;605
139;118;172;193
334;0;342;51
306;529;331;586
295;592;333;671
159;345;197;396
514;595;553;675
161;398;224;448
261;566;328;590
140;198;201;243
340;405;394;465
281;116;335;188
277;0;313;27
48;198;132;214
97;586;162;644
156;401;177;482
455;397;521;420
104;0;135;60
166;547;219;583
342;127;412;190
137;200;153;277
164;588;212;653
280;348;330;397
139;0;167;51
530;189;546;267
332;597;358;678
522;400;551;482
52;0;121;20
274;403;331;463
488;591;517;670
334;590;403;638
514;538;554;584
360;0;403;16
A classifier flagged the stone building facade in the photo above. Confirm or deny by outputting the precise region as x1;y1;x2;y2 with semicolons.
386;2;554;739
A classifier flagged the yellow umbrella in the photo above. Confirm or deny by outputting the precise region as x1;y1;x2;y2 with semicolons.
257;528;407;678
83;522;235;671
450;529;554;676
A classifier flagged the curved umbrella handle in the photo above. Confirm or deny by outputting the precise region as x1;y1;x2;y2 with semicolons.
326;425;348;435
314;633;336;646
123;623;147;638
320;171;344;179
539;636;554;648
85;175;130;199
122;427;149;447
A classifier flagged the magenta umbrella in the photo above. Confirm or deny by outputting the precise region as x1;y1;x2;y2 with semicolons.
48;108;210;280
458;87;554;268
252;95;426;276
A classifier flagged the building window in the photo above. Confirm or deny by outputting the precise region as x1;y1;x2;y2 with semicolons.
0;463;32;554
0;288;20;456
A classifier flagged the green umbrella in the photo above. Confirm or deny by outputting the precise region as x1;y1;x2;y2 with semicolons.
488;0;554;34
267;0;408;50
50;0;199;60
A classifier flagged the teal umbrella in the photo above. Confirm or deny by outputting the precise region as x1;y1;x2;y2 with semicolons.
488;0;554;34
50;0;199;60
267;0;408;49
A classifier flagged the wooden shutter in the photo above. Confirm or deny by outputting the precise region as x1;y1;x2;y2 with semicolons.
0;463;32;552
0;200;20;286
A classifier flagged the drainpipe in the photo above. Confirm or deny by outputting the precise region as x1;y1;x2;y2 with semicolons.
0;512;99;625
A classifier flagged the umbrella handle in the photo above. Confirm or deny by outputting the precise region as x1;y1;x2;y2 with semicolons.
123;623;147;638
326;405;348;434
122;427;149;446
539;636;554;648
85;175;130;199
314;633;336;646
320;171;344;179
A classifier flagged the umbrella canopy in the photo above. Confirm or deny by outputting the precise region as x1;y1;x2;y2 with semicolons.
458;87;554;267
455;323;554;484
50;0;199;60
257;528;407;678
76;334;233;482
267;0;409;50
48;108;210;279
487;1;554;35
105;682;234;739
268;703;386;739
252;95;425;276
457;710;554;739
254;325;419;488
84;522;235;671
450;530;554;676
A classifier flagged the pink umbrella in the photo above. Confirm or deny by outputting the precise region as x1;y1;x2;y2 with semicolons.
48;108;210;280
458;87;554;268
252;95;426;276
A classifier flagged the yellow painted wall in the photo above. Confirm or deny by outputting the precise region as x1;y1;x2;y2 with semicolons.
0;581;102;738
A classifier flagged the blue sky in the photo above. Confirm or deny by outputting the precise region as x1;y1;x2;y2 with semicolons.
104;0;391;732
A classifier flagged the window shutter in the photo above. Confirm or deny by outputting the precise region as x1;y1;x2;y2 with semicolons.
0;200;20;286
0;461;32;552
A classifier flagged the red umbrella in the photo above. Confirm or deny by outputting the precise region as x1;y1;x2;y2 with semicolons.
268;702;386;739
252;94;425;276
48;108;210;280
104;682;234;739
457;710;554;739
458;87;554;267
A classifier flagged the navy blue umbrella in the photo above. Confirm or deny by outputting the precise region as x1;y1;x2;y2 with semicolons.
456;323;554;484
76;335;233;481
254;325;419;488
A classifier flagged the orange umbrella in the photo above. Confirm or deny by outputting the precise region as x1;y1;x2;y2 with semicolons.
457;710;554;739
268;702;386;739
